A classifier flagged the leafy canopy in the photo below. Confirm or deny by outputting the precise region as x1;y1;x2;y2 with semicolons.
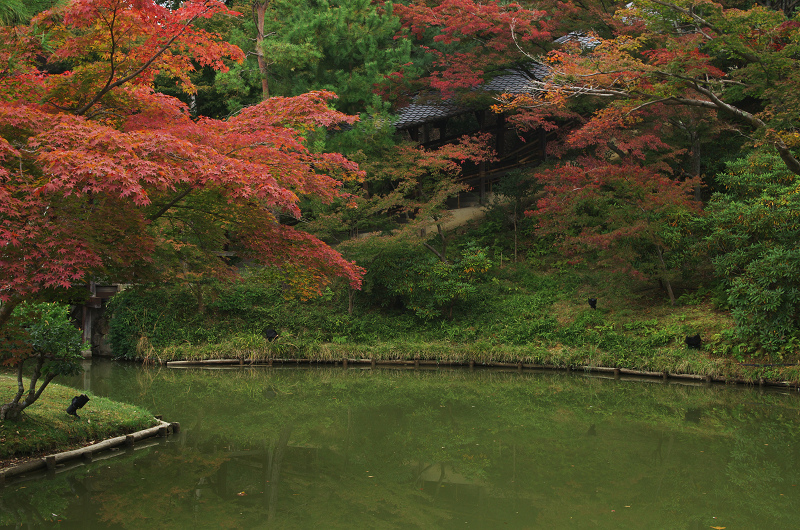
0;0;365;326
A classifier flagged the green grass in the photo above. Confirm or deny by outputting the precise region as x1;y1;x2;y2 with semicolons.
105;261;800;384
0;376;158;459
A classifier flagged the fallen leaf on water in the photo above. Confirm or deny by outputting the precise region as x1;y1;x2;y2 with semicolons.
710;526;726;529
236;492;247;496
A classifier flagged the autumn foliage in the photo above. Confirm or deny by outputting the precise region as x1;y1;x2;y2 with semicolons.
0;0;365;328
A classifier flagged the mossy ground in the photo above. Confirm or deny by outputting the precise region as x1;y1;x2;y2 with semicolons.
0;376;157;467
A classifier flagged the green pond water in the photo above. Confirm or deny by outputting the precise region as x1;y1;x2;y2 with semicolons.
2;358;800;529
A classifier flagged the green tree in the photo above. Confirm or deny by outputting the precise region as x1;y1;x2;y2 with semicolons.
0;302;84;421
0;0;61;25
499;0;800;176
703;150;800;357
181;0;412;117
0;0;365;330
258;0;411;113
366;243;493;320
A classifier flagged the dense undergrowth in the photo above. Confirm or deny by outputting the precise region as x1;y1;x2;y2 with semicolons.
103;255;788;380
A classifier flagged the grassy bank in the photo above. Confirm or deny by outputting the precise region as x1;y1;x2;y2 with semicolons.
0;377;158;465
104;261;800;385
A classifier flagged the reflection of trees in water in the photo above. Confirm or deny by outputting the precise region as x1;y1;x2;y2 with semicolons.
0;493;48;526
36;362;800;527
199;423;292;523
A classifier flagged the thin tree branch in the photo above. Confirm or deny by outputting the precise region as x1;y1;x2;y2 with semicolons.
74;7;206;116
148;186;194;221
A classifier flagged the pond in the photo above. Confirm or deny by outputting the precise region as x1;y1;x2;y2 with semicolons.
2;358;800;528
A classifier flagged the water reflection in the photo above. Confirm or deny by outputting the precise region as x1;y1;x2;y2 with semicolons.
2;359;800;528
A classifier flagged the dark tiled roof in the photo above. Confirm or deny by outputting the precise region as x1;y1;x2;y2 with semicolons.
394;63;549;129
482;65;550;93
553;31;600;49
393;101;463;129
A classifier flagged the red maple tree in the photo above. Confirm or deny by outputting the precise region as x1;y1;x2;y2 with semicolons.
0;0;364;328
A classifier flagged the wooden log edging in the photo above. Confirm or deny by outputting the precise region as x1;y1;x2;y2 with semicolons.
165;356;770;387
163;357;800;390
0;419;179;486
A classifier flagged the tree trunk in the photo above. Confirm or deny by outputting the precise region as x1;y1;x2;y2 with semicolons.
656;246;677;306
0;359;57;420
513;203;518;263
348;287;354;315
0;296;22;332
0;402;25;421
421;222;448;262
690;129;702;202
193;282;205;314
253;2;271;100
1;359;27;420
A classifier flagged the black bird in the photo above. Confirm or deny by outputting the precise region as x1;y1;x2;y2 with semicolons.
66;394;90;418
685;334;702;349
588;297;597;309
264;329;279;342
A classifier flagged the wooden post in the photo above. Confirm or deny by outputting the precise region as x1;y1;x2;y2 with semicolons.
469;360;475;371
371;358;376;368
45;456;56;471
342;358;348;368
517;362;523;373
414;359;419;370
158;426;168;438
82;452;93;463
171;422;181;435
614;368;620;379
125;435;135;447
663;372;669;381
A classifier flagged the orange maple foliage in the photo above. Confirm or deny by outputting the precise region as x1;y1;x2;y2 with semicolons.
0;0;364;326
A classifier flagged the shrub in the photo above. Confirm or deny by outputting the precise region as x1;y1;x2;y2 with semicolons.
703;151;800;357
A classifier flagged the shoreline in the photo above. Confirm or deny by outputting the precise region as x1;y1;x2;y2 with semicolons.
159;356;800;390
0;419;179;484
4;354;797;481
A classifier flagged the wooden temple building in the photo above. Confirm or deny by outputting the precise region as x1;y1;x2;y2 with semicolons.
392;63;554;206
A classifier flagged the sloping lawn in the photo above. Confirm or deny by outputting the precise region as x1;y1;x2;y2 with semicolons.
0;376;157;462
